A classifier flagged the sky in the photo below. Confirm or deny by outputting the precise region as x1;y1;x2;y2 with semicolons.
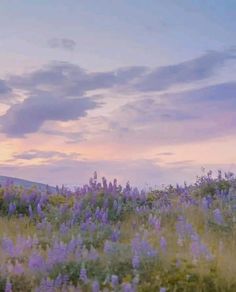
0;0;236;188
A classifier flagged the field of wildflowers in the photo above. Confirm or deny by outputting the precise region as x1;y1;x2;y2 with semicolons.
0;170;236;291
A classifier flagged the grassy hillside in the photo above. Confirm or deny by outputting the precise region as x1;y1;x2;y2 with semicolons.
0;171;235;291
0;176;56;192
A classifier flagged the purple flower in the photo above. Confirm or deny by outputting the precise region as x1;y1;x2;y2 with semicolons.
160;236;167;252
122;283;134;292
111;275;119;287
113;200;118;210
202;197;209;210
88;247;99;261
28;205;33;218
176;216;195;241
37;203;43;217
60;223;69;235
5;280;12;292
148;214;161;231
190;235;213;261
104;240;113;254
80;267;88;283
131;235;157;259
101;210;108;224
54;274;64;288
111;229;120;242
93;171;97;180
92;280;100;292
2;237;15;257
36;278;54;292
47;241;68;265
213;208;224;225
132;255;140;269
28;252;45;272
8;202;16;215
12;261;24;275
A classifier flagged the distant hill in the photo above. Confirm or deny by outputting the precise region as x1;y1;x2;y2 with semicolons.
0;176;56;192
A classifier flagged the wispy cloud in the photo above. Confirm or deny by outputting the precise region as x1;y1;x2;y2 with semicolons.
48;38;77;51
103;81;236;145
156;152;174;156
13;149;80;160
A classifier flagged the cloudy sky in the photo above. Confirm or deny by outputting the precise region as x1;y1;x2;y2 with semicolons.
0;0;236;188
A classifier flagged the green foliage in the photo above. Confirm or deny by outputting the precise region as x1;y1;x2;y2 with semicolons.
48;195;74;207
49;260;107;286
81;225;112;248
0;277;6;292
138;261;229;292
10;275;33;292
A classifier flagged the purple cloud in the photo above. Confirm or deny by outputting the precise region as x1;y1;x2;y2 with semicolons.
1;48;235;140
8;49;234;100
0;80;11;95
134;50;236;91
9;62;147;96
0;95;98;137
173;81;236;105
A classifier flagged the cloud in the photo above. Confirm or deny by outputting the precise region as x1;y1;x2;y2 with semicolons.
2;48;235;139
13;150;80;160
7;49;235;100
41;129;86;143
109;97;197;127
0;80;18;105
0;95;98;137
173;81;236;105
103;82;236;146
166;160;194;166
134;50;236;91
0;80;11;95
9;62;85;93
48;38;77;51
157;152;174;156
9;62;147;96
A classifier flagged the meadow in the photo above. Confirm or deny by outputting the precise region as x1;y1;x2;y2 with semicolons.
0;170;235;291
